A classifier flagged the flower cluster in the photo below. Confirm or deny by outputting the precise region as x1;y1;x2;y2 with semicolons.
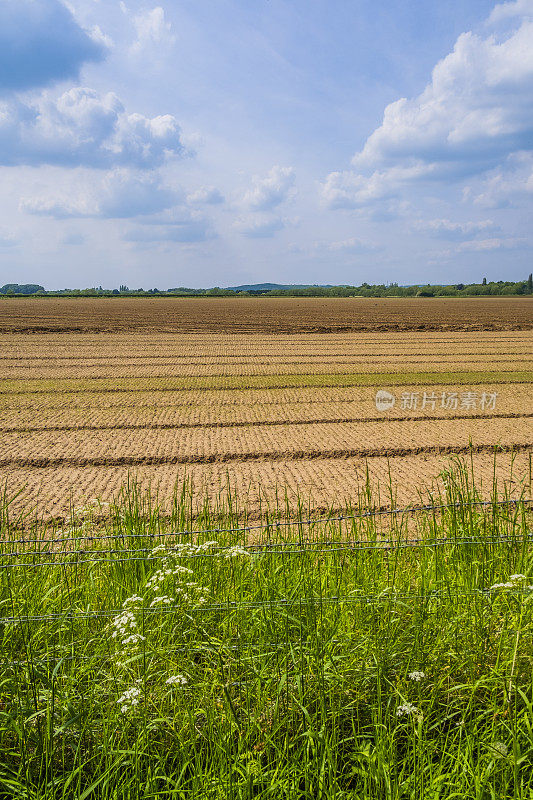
117;684;141;714
490;574;533;591
221;544;252;559
396;702;421;719
165;674;188;686
110;604;145;647
146;544;210;604
408;671;425;682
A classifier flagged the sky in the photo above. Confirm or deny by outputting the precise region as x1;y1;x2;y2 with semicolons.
0;0;532;289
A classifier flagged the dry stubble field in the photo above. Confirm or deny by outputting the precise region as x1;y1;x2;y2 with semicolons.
0;296;532;521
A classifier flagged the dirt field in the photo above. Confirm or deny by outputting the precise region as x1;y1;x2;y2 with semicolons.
0;300;531;520
1;296;532;333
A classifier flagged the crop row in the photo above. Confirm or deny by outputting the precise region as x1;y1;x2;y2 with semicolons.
0;386;529;431
1;417;530;466
2;449;530;522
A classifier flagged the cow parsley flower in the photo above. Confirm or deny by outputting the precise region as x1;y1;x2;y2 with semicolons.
222;545;251;559
408;671;426;682
396;702;420;718
118;686;141;714
166;674;188;686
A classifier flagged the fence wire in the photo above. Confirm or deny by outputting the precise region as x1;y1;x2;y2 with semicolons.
1;586;530;626
2;497;530;549
1;531;533;568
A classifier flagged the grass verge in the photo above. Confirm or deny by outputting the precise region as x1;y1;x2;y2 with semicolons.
0;457;532;798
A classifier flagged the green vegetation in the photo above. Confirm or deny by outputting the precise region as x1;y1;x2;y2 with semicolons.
2;370;533;396
0;458;532;798
1;278;533;298
0;284;45;295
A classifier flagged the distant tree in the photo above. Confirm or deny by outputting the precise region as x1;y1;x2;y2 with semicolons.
0;283;45;295
528;273;533;293
482;277;487;285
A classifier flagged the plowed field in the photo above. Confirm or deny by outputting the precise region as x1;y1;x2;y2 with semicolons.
0;300;531;519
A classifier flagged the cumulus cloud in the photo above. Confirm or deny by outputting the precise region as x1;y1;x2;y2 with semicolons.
0;88;184;168
323;166;430;209
471;154;533;206
324;9;533;208
131;7;175;54
21;169;182;218
488;0;533;23
187;186;224;205
413;218;498;239
243;166;296;211
234;215;285;238
0;0;106;93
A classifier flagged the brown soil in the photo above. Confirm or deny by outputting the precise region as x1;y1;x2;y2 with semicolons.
1;296;532;333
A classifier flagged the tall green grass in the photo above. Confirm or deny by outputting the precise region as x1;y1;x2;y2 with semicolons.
0;457;532;799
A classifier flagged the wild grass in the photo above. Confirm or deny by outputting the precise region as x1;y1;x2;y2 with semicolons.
0;457;532;799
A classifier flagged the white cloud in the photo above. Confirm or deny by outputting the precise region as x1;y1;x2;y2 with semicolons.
131;7;175;54
0;88;184;168
0;0;106;93
352;22;533;173
243;166;296;211
324;10;533;209
20;169;182;218
456;236;528;251
471;154;533;207
413;218;498;239
488;0;533;23
187;186;224;205
322;166;430;209
234;215;285;238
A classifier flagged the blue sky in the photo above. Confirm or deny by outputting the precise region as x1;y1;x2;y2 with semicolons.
0;0;532;289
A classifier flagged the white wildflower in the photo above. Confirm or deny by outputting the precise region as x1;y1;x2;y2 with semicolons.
118;685;141;713
150;595;174;607
396;702;420;718
222;545;251;559
408;671;426;682
121;633;145;645
491;574;530;590
122;596;143;607
165;674;188;686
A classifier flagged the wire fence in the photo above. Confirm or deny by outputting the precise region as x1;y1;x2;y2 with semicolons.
1;586;531;626
2;531;533;568
2;496;531;548
1;495;531;675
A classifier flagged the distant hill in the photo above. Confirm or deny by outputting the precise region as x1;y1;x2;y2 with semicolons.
225;283;332;292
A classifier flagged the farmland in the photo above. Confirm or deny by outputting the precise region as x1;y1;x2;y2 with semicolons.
0;298;532;521
1;297;533;798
